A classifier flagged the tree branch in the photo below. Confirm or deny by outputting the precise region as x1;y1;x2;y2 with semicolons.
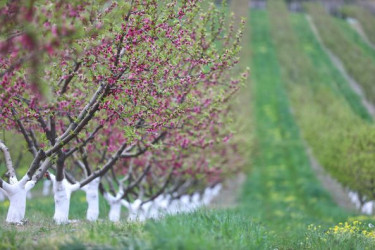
0;140;17;182
31;157;53;182
79;142;128;188
11;109;38;156
64;124;104;158
60;61;82;95
120;131;166;158
141;169;174;205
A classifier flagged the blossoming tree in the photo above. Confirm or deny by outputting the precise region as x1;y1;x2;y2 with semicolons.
0;0;245;224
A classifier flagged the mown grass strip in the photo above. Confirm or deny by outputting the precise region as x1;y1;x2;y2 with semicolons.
242;8;351;248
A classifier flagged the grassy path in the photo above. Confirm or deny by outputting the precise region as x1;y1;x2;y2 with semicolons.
243;9;352;247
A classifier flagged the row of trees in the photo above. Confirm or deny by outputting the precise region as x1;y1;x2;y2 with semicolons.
266;0;375;212
0;0;245;224
305;3;375;207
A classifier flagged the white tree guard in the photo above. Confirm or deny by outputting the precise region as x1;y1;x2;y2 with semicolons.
1;176;35;223
50;175;80;224
81;177;100;221
42;179;52;196
127;199;143;222
104;192;123;222
0;188;5;202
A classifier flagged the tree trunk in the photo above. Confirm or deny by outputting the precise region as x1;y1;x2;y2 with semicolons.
7;188;27;223
1;177;35;223
0;188;5;201
109;202;122;222
126;199;143;222
81;177;100;221
50;176;79;224
104;192;122;222
42;179;51;196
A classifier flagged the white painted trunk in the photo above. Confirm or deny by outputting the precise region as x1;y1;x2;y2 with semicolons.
82;178;100;221
53;181;71;224
147;201;160;219
6;188;27;223
168;200;180;215
127;199;142;222
104;193;122;222
108;202;122;222
51;177;80;224
3;178;35;223
212;184;222;197
180;195;191;212
0;188;5;201
42;179;52;196
141;201;153;219
362;201;374;215
202;187;213;205
85;190;100;221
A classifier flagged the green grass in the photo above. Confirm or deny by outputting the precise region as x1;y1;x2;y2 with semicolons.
0;183;272;249
246;9;352;246
250;5;375;248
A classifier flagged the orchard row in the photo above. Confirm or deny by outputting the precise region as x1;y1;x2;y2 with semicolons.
267;1;375;211
0;0;245;224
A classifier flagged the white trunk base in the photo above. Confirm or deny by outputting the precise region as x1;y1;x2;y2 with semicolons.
2;177;35;223
7;189;27;223
127;199;143;222
0;189;5;201
50;176;79;225
104;192;122;222
81;178;100;221
109;202;122;222
42;179;52;196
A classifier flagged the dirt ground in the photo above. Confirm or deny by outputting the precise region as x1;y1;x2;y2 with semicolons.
210;172;247;209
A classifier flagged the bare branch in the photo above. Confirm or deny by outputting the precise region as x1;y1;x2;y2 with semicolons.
11;109;38;156
31;157;53;182
120;131;166;158
64;124;103;158
60;61;82;95
0;140;16;181
79;142;128;188
26;150;46;179
123;163;152;197
29;129;40;151
56;83;107;144
141;169;174;205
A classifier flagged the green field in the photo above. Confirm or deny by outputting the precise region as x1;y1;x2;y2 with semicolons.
2;2;375;249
